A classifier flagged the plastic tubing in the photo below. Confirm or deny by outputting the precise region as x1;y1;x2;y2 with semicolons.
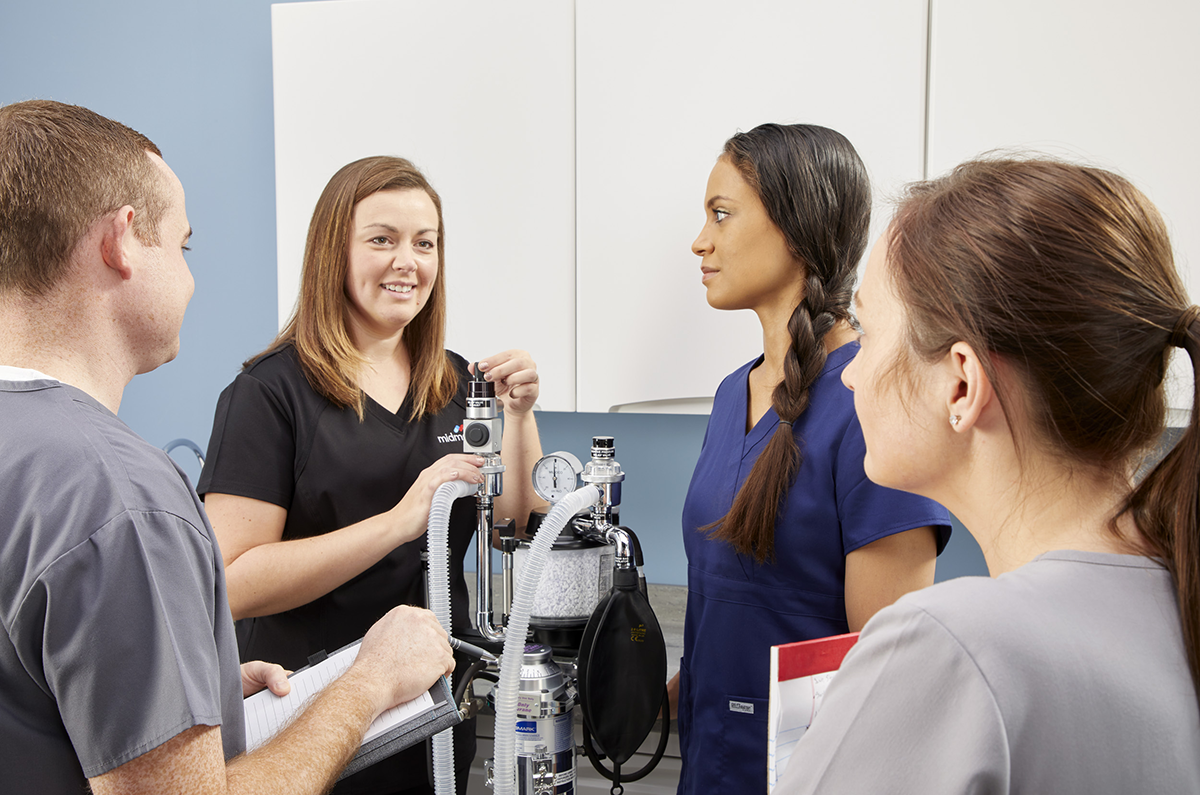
428;479;477;795
492;485;600;795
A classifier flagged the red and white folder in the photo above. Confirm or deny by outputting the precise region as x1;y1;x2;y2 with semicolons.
767;632;859;792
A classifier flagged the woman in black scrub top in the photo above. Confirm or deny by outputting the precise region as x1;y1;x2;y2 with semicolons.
197;156;545;795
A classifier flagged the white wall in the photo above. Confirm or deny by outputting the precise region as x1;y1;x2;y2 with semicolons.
276;0;1200;412
272;0;577;410
274;0;930;412
928;0;1200;408
575;0;928;412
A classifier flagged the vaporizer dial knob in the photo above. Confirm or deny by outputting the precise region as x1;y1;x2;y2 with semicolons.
531;451;584;502
465;422;490;447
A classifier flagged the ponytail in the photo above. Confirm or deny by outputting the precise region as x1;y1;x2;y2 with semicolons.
885;157;1198;709
1124;307;1200;701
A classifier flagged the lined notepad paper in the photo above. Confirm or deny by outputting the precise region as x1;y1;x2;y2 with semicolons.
243;640;436;750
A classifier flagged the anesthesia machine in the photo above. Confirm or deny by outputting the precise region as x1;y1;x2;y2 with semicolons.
425;367;669;795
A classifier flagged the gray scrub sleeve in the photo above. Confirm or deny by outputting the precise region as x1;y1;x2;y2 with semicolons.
17;509;229;777
775;602;1009;794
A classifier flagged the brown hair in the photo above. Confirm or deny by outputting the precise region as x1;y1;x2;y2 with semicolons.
252;156;456;420
707;123;872;562
887;156;1200;703
0;99;168;296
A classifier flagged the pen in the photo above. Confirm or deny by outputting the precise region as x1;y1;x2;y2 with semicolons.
448;634;498;663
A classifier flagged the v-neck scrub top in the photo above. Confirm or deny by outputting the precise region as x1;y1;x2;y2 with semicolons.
676;342;951;794
197;344;477;795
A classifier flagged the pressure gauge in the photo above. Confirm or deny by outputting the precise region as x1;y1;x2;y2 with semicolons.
532;451;584;502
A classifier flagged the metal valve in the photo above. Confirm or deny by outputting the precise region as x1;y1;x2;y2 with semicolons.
532;745;555;795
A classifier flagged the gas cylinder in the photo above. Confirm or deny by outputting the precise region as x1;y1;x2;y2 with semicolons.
492;644;577;795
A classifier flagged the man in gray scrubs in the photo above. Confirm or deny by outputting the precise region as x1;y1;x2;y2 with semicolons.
0;99;456;794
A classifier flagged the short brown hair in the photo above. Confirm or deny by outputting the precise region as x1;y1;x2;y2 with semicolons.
0;100;169;296
888;156;1200;705
253;155;456;420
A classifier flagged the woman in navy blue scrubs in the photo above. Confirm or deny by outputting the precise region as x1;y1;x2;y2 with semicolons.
670;123;952;794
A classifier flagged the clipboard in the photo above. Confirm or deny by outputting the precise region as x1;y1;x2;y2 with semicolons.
242;639;462;779
766;632;859;792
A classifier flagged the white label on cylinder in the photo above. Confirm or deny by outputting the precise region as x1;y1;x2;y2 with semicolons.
516;694;540;715
515;711;575;756
552;712;573;754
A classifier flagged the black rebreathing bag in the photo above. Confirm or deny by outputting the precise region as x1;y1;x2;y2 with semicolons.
575;567;667;766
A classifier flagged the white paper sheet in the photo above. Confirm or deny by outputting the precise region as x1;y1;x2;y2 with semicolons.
243;641;436;751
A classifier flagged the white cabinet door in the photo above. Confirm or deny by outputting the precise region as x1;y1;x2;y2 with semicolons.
928;0;1200;409
575;0;930;413
272;0;576;411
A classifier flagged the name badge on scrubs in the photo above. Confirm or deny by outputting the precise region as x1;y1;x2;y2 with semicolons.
729;700;754;715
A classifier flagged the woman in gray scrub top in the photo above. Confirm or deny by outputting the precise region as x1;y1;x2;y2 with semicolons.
777;158;1200;793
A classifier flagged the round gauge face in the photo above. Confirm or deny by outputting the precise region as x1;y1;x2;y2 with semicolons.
532;451;584;502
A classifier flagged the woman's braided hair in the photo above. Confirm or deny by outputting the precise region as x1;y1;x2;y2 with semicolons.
706;123;871;562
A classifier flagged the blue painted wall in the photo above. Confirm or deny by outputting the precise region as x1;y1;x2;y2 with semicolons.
0;0;988;587
1;0;293;467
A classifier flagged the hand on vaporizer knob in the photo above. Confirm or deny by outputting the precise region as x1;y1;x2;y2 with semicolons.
471;350;539;415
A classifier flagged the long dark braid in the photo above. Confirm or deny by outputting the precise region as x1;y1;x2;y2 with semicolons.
706;123;870;562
